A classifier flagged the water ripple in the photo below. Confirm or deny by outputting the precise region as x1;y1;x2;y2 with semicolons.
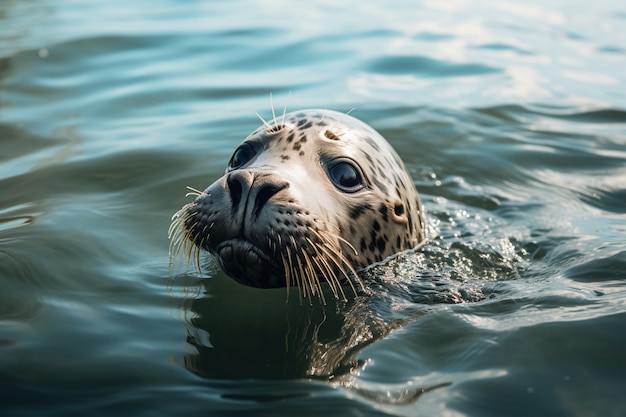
366;55;501;77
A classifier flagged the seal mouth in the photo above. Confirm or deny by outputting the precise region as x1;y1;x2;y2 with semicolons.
215;239;285;288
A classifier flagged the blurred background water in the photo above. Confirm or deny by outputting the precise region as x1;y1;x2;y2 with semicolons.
2;0;626;416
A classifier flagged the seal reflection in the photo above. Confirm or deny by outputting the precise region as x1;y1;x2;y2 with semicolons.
181;272;399;380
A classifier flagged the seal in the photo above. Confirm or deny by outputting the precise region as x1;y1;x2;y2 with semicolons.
169;109;425;301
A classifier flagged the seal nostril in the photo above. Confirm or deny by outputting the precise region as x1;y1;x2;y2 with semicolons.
253;182;288;218
227;173;243;210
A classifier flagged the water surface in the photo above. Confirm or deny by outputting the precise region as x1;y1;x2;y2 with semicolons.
2;0;626;416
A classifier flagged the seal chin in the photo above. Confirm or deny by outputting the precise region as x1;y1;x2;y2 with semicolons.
215;239;285;288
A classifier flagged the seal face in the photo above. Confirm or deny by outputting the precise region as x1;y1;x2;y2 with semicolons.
170;109;424;300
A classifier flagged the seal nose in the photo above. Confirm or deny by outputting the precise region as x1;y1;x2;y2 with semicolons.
226;171;288;218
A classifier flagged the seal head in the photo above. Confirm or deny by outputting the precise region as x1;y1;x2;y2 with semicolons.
170;109;424;299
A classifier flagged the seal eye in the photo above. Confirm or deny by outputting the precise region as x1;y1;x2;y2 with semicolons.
228;144;255;171
327;159;365;192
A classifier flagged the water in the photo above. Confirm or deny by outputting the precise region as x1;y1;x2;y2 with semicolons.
2;0;626;415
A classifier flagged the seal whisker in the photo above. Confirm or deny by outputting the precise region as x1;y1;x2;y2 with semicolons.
308;250;326;301
170;226;186;252
194;245;202;275
316;222;358;256
168;221;183;251
305;236;344;301
307;252;326;305
303;251;326;305
169;223;199;274
167;214;181;238
269;230;280;255
285;244;302;304
183;222;203;265
297;254;313;302
168;202;199;264
169;209;197;266
170;233;187;261
307;228;351;296
174;229;188;254
335;234;358;257
315;229;364;294
198;221;211;246
305;255;323;304
315;258;340;301
331;248;363;294
291;239;316;304
270;92;277;127
184;186;206;197
184;222;199;267
168;220;187;275
317;242;352;299
315;250;343;301
295;252;311;304
277;233;283;248
280;91;291;126
170;204;189;223
321;256;347;301
185;232;197;263
256;112;272;130
281;253;292;300
195;221;214;273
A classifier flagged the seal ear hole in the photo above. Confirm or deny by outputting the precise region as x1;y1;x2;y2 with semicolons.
392;201;408;224
394;203;405;217
268;124;286;134
324;130;341;141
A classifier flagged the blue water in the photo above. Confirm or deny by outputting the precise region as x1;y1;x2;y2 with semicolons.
2;0;626;416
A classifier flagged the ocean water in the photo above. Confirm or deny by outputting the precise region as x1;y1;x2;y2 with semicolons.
2;0;626;416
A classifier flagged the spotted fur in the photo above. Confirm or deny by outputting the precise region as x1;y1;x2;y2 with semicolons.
170;109;425;302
